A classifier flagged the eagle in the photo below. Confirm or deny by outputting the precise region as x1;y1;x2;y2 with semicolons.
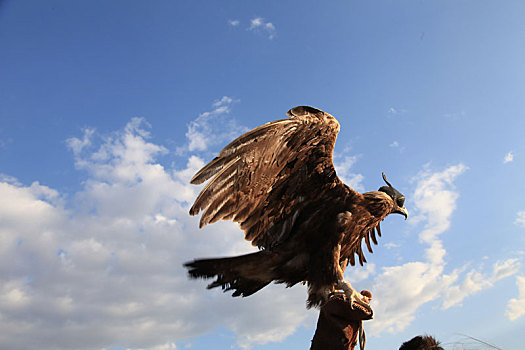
184;106;408;308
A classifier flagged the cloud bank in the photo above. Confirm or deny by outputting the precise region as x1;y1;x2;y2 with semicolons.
0;115;312;350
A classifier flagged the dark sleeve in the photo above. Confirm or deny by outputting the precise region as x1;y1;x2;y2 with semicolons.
310;297;366;350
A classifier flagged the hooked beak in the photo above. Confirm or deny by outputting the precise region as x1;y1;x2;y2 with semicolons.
394;206;409;220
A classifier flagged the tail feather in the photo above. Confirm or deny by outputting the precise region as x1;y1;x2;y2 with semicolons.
184;251;274;297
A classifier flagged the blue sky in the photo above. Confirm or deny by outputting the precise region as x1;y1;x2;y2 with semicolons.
1;1;525;349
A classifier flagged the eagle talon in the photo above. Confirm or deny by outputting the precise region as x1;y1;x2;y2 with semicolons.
337;279;364;309
348;290;365;309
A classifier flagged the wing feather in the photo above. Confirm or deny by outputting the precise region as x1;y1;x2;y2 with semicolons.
349;252;356;266
365;230;373;254
189;106;352;249
370;227;378;245
357;245;366;266
189;157;242;216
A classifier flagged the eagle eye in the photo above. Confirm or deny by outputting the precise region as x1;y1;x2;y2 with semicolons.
397;197;405;207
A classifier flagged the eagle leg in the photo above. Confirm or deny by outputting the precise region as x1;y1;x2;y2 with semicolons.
335;244;364;308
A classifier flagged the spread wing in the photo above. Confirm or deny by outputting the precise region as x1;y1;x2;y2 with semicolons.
189;106;359;249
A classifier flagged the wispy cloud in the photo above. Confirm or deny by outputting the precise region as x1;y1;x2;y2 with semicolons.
505;275;525;320
504;151;514;164
359;164;520;334
387;107;407;116
177;96;246;155
515;211;525;227
389;140;405;152
366;164;467;333
346;264;376;283
248;17;276;39
442;258;521;309
228;19;240;27
384;242;401;249
413;164;467;245
66;127;94;155
333;154;364;192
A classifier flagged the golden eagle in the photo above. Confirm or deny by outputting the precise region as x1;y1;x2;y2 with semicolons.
184;106;408;308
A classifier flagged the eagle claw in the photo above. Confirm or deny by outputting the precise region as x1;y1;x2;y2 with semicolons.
337;279;364;309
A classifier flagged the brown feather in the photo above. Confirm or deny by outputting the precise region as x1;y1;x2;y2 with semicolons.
371;227;378;245
349;253;356;267
357;245;367;266
185;106;399;308
207;198;236;225
190;158;242;215
365;231;373;253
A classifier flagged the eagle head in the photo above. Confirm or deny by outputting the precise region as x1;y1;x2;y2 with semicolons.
378;172;408;220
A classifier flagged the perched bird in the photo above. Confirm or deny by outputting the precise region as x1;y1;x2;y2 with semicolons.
184;106;408;308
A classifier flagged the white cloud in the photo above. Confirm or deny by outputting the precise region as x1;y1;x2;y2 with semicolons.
412;164;468;245
442;259;521;309
387;107;407;116
66;127;95;155
360;164;467;333
228;19;240;27
505;275;525;320
0;173;20;185
212;95;233;108
384;242;401;249
361;164;520;335
333;154;364;192
0;116;313;349
346;264;376;283
178;96;246;155
504;151;514;164
389;140;405;153
248;17;276;39
516;211;525;227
